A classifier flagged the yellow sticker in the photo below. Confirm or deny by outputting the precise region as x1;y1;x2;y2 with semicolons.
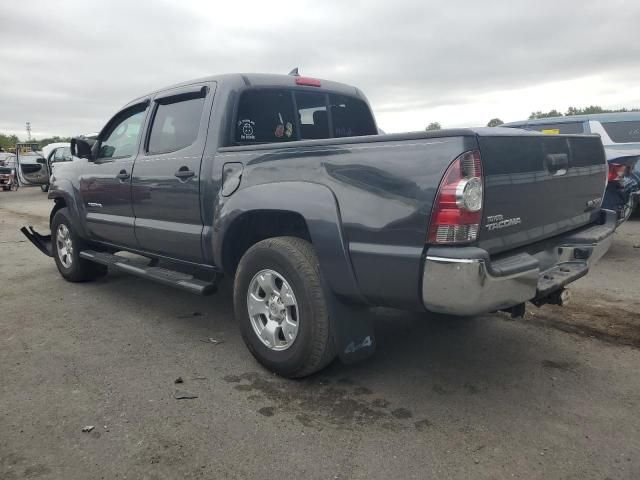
541;129;560;134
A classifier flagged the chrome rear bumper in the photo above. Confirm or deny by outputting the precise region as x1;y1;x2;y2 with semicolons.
422;210;617;316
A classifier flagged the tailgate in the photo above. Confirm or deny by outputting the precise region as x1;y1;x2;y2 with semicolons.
477;133;607;254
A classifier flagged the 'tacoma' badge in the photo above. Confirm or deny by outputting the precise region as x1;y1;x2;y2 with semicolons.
485;214;521;231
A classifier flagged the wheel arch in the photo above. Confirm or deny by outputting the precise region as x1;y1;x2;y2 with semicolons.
214;182;363;301
47;181;87;237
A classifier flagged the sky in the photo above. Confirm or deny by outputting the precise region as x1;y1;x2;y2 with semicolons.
1;0;639;138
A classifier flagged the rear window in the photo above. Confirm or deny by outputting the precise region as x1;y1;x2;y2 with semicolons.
601;121;640;143
329;94;377;137
525;122;584;134
234;89;376;144
297;92;329;140
235;90;297;144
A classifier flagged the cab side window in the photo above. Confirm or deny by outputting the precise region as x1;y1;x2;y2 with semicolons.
99;107;146;159
147;95;206;154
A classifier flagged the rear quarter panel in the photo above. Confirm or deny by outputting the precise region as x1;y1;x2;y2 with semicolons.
215;135;476;309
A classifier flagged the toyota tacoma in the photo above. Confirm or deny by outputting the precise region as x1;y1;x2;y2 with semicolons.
23;72;616;377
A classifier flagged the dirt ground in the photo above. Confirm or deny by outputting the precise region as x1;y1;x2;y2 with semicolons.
1;187;639;479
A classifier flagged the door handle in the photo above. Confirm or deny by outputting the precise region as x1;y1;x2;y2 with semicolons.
174;166;195;180
116;170;130;181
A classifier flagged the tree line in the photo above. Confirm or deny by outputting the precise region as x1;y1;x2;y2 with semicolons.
0;133;72;151
426;105;640;130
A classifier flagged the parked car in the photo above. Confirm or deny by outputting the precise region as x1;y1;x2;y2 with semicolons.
0;154;19;191
40;142;72;192
0;152;16;167
23;73;616;377
503;113;640;223
14;151;49;188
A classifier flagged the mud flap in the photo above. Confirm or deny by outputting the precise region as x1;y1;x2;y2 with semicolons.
325;292;376;364
20;226;53;257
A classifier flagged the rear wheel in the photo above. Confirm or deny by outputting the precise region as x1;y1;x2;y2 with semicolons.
51;208;107;282
233;237;335;378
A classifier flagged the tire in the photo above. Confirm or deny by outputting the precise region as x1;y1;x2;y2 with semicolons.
41;184;49;192
233;237;336;378
51;208;107;282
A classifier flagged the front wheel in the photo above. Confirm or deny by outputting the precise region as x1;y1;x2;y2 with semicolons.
41;184;49;192
233;237;336;378
51;208;107;282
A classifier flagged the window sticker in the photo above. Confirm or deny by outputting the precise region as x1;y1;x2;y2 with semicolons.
335;126;353;137
274;114;285;138
238;119;255;140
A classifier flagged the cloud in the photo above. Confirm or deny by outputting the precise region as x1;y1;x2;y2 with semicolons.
0;0;638;137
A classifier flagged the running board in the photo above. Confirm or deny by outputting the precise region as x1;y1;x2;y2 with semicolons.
79;250;217;295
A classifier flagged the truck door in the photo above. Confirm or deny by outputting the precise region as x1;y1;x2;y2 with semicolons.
79;102;148;247
131;82;215;263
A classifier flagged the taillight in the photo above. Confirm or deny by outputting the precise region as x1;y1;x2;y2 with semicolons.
428;150;483;244
607;163;626;182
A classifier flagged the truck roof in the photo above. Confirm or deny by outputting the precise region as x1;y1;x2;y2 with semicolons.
123;73;362;109
504;111;640;126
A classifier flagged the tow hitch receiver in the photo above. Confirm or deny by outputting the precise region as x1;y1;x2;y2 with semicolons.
20;226;53;257
532;288;571;308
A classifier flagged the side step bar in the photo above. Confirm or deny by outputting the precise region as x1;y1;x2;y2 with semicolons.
79;250;217;295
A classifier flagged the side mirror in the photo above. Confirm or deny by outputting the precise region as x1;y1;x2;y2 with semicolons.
71;137;95;160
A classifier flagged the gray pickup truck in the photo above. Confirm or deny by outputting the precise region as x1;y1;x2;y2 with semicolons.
23;73;616;377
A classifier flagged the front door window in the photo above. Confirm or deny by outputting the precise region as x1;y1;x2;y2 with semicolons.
99;109;146;159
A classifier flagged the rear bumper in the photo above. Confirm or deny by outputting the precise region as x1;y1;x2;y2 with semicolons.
422;210;617;316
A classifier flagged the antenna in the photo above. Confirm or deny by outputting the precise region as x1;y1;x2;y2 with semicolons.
26;122;32;141
288;67;300;77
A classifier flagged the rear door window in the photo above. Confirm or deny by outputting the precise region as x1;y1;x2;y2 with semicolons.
235;90;297;144
148;95;205;154
525;122;584;134
601;121;640;143
329;94;377;137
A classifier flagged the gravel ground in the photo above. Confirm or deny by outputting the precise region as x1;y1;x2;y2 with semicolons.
1;187;639;479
